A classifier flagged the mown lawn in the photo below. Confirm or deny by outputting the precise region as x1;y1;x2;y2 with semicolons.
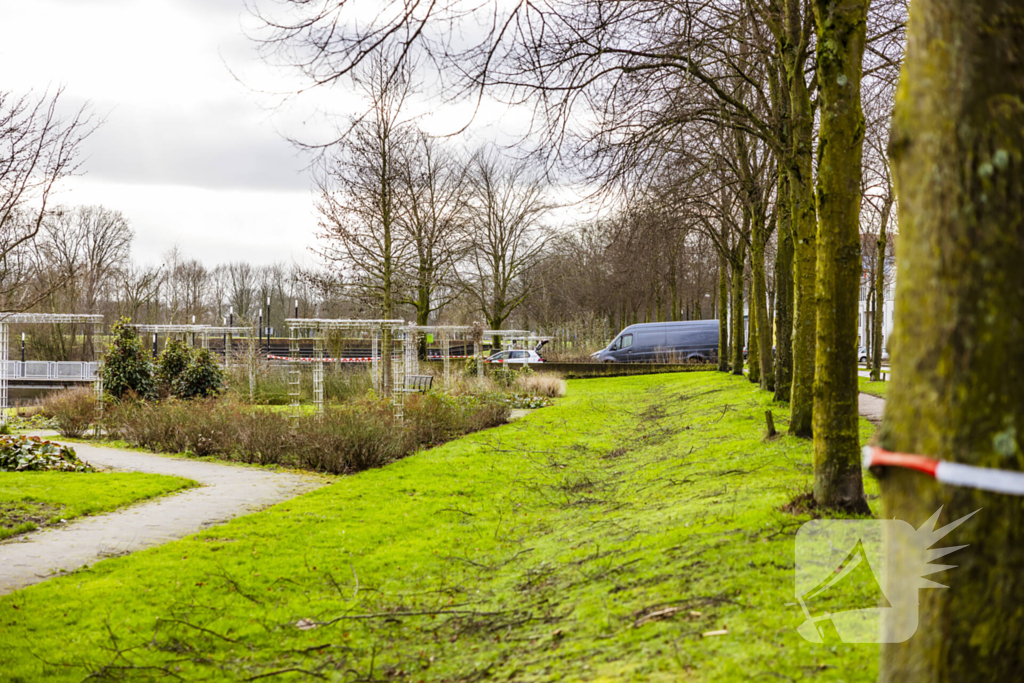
858;376;889;399
1;372;880;681
0;471;197;541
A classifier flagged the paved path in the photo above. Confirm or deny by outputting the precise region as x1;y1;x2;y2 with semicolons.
0;440;325;595
858;392;886;425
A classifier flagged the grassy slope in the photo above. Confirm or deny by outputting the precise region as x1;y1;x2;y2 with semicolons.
0;472;197;540
858;376;889;399
1;373;879;682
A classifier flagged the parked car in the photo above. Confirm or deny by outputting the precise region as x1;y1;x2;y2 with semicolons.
485;349;545;364
858;346;890;363
591;321;719;363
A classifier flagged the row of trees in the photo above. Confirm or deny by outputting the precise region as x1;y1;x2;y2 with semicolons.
263;0;905;511
259;0;1022;674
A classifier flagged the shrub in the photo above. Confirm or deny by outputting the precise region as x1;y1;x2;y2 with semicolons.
102;318;156;400
405;393;509;446
490;363;519;389
0;435;93;472
41;387;99;438
103;390;509;475
174;348;226;399
103;399;234;456
515;373;567;398
233;410;292;465
157;339;192;389
299;403;405;474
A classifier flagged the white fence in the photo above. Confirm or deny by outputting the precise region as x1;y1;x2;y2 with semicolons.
1;361;99;381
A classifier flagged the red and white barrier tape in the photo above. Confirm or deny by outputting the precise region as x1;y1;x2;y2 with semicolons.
863;446;1024;496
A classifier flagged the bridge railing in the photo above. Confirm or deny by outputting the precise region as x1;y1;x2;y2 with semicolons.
2;361;99;381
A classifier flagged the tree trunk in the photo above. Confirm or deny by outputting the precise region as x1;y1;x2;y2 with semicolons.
775;170;795;402
749;283;760;384
871;194;892;381
752;216;774;391
880;1;1024;678
810;0;869;512
730;244;746;376
785;4;817;436
718;252;730;372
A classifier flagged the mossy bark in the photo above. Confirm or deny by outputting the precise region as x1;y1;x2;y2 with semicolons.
880;0;1024;678
810;0;869;511
718;253;730;372
752;220;774;391
870;194;891;381
774;170;795;401
785;17;817;437
730;244;746;376
748;283;760;384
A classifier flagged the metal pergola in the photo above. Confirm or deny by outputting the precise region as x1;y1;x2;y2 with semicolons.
284;318;406;422
401;325;481;389
0;313;105;424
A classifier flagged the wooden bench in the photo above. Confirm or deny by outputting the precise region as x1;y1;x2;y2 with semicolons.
402;375;434;393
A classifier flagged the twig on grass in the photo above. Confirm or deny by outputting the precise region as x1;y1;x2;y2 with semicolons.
156;617;239;643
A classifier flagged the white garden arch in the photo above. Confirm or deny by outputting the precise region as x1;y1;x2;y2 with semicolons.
0;313;105;424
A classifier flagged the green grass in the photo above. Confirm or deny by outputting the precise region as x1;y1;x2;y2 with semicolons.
0;373;880;681
0;471;197;541
858;375;889;399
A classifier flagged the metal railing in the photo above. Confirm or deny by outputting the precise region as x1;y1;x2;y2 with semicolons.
2;361;100;381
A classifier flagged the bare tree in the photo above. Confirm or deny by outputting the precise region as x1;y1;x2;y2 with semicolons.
461;149;550;337
315;53;415;391
0;88;96;310
396;132;469;329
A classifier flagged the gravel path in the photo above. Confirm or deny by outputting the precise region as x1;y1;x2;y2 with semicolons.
0;440;325;595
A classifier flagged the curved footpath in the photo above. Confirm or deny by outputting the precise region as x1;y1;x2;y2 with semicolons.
0;439;324;595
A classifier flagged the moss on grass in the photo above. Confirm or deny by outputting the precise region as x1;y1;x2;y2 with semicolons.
1;373;879;681
0;472;196;540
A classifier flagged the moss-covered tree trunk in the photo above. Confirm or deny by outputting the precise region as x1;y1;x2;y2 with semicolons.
730;244;746;376
870;192;892;381
810;0;869;512
880;0;1024;678
748;280;761;384
752;219;774;391
718;252;730;372
786;37;817;436
774;170;795;401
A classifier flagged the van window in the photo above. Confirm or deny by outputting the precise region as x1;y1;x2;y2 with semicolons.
621;334;633;349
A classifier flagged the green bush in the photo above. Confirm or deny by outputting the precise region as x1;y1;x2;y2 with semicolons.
174;348;226;399
156;339;191;389
156;340;225;400
41;387;99;438
0;435;92;472
101;318;156;400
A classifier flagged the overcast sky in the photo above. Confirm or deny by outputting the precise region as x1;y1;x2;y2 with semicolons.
1;0;543;268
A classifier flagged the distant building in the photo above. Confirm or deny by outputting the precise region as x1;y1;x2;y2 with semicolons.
858;258;896;351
